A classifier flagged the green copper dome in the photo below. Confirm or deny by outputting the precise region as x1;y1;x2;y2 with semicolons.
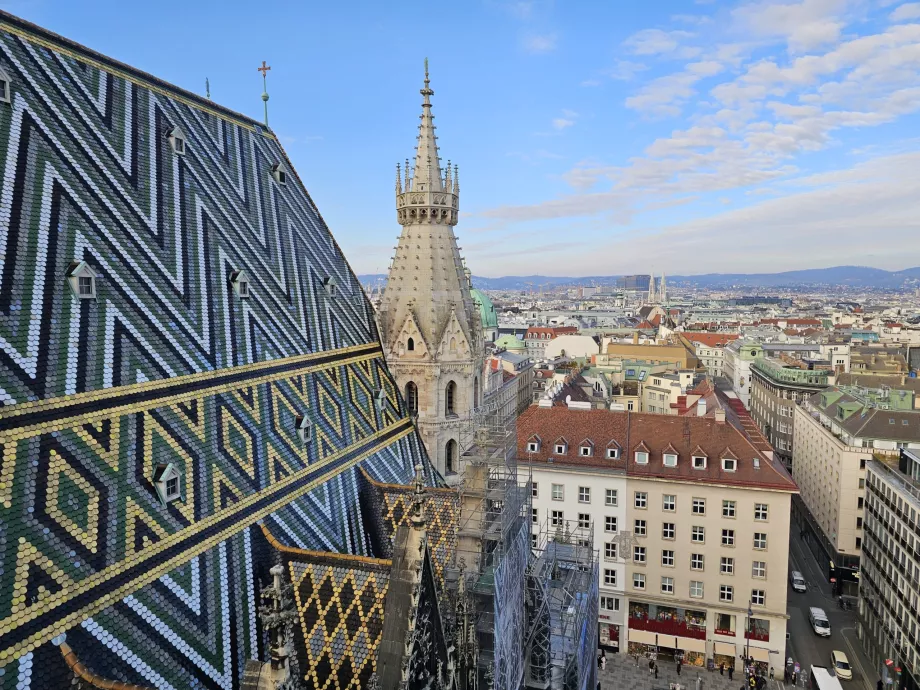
470;288;498;330
494;334;525;352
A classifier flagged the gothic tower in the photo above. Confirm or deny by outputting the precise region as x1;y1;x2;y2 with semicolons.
378;60;484;478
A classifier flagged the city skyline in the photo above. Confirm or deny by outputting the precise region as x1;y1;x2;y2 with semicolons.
9;0;920;277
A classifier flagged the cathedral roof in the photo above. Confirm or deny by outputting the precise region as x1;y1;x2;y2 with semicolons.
471;288;499;330
495;334;526;352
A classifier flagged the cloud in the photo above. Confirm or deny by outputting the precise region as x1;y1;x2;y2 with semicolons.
625;62;723;116
623;28;695;55
672;13;713;24
552;118;575;130
732;0;848;53
607;60;649;80
891;2;920;20
523;33;557;53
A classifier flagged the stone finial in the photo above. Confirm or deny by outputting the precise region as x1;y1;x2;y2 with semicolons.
410;463;427;528
396;162;403;194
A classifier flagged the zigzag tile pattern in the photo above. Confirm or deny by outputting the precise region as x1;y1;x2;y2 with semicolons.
0;11;432;689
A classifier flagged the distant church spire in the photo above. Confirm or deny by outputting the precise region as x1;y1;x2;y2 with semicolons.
412;58;443;193
648;272;656;304
659;273;667;305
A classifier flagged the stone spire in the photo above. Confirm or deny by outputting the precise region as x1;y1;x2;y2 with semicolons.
648;272;656;304
659;273;667;305
413;58;443;193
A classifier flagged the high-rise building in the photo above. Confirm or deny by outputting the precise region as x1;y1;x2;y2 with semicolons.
377;63;485;478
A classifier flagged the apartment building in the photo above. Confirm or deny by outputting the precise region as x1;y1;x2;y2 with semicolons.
642;371;695;415
524;326;579;359
793;388;920;570
723;342;764;408
750;357;832;470
685;333;740;378
518;406;796;672
860;450;920;690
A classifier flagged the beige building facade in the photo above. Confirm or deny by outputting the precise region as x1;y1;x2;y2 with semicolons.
377;64;485;477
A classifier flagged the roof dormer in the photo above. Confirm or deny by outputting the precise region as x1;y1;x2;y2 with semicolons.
0;66;11;104
294;414;313;446
553;437;568;455
152;463;182;506
605;440;621;460
691;445;708;469
579;439;594;457
634;441;650;464
167;126;186;155
229;269;250;299
65;261;98;300
271;162;288;186
662;443;679;468
526;435;542;454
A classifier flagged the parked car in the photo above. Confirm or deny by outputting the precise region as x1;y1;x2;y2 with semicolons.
790;570;807;593
810;607;831;637
831;651;852;680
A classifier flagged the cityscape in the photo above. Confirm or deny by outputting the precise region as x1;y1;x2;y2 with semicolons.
0;3;918;690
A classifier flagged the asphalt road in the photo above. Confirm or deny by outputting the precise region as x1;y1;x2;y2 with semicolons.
785;523;876;690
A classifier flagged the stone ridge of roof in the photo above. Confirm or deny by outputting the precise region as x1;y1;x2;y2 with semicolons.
1;10;267;132
517;406;797;491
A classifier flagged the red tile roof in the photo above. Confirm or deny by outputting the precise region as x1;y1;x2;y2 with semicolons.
685;333;740;348
525;326;578;339
517;407;797;491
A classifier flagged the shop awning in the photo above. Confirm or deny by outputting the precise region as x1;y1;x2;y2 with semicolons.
714;642;737;657
628;629;659;645
675;636;707;653
747;647;770;663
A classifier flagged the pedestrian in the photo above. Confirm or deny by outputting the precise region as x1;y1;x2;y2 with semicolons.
770;668;774;681
792;672;797;685
678;662;682;676
728;666;734;681
602;655;607;671
655;663;659;680
720;664;725;676
697;676;702;690
651;659;655;675
877;681;883;690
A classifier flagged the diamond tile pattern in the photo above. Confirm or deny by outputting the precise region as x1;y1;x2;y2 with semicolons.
0;11;432;689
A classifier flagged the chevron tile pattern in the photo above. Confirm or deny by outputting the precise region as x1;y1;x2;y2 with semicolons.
0;11;432;689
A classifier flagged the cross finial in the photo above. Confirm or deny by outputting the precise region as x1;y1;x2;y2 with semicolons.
257;61;271;77
258;61;272;127
205;77;210;100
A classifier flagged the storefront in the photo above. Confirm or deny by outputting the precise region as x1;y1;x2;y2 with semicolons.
713;642;737;672
599;622;620;652
627;629;658;658
745;645;770;674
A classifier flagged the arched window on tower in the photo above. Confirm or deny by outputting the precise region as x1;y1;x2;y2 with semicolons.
407;337;415;351
473;377;480;409
405;381;418;416
449;337;457;352
445;439;458;475
445;381;457;417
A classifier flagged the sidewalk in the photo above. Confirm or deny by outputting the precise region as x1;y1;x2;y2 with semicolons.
598;653;788;690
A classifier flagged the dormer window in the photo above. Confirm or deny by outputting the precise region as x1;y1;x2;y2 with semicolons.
692;456;707;469
635;451;649;465
295;414;313;446
580;444;593;457
167;127;186;155
374;387;386;412
152;463;182;506
527;441;539;453
753;457;761;469
0;67;11;104
722;458;737;472
554;440;567;455
271;163;287;185
663;453;678;467
230;269;250;299
66;261;97;299
323;275;338;298
606;448;619;460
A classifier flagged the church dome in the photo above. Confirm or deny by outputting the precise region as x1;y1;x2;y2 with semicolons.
470;288;499;331
494;334;525;352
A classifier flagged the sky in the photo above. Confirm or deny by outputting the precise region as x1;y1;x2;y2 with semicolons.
7;0;920;277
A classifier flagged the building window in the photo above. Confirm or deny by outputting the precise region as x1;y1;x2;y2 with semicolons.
722;529;735;546
605;542;617;560
662;494;676;511
66;261;98;300
633;546;646;563
752;561;766;578
692;498;706;515
661;577;674;594
720;585;734;602
532;508;538;524
531;482;538;498
445;439;458;475
407;336;415;351
152;463;182;506
691;553;704;570
605;489;618;506
627;401;634;411
751;589;766;606
691;526;705;543
552;484;564;501
633;573;646;590
634;492;647;509
405;382;418;415
662;550;675;567
532;533;537;548
295;414;313;445
551;510;563;527
601;596;619;611
555;440;567;454
0;67;10;103
663;453;678;467
722;458;737;472
604;569;617;587
634;519;647;536
722;500;736;518
753;532;767;550
690;580;704;598
527;440;541;453
662;522;675;539
445;381;457;416
580;444;593;457
754;503;768;521
605;516;617;533
167;126;186;155
578;513;590;529
635;451;649;464
720;557;734;575
578;486;591;504
692;455;707;469
607;447;619;459
271;162;288;185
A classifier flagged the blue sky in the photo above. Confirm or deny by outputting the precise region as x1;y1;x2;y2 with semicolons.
9;0;920;277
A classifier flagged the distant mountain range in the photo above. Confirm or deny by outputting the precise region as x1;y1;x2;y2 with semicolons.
358;266;920;290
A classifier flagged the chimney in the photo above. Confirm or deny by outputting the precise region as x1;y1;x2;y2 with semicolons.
714;409;726;424
697;399;707;416
633;331;639;344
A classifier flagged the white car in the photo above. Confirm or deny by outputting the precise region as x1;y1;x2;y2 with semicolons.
831;651;852;680
790;570;807;593
810;607;831;637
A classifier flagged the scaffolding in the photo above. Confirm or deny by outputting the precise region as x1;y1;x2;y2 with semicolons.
446;374;597;690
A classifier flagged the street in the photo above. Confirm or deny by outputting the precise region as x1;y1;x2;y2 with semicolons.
785;523;876;690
